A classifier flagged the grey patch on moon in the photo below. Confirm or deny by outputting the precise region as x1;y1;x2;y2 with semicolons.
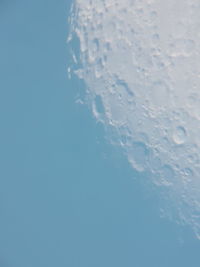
68;0;200;239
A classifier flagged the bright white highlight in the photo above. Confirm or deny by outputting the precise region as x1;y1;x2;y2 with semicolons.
68;0;200;238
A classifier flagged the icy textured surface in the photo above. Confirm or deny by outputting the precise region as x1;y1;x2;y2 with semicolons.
68;0;200;238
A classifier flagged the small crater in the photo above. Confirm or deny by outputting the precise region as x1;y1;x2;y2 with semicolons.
161;165;175;186
128;142;149;172
93;95;105;116
173;126;187;145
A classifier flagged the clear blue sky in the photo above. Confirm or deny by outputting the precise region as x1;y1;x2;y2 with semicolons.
0;1;200;266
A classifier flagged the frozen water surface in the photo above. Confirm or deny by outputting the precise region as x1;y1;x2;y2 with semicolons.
68;0;200;239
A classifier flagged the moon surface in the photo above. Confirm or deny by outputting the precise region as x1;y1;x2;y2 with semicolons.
68;0;200;238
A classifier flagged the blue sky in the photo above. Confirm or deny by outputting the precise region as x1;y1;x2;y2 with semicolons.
0;1;200;266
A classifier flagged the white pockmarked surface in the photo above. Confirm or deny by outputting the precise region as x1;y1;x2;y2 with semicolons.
69;0;200;238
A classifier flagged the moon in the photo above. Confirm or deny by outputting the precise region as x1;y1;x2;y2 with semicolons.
68;0;200;239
